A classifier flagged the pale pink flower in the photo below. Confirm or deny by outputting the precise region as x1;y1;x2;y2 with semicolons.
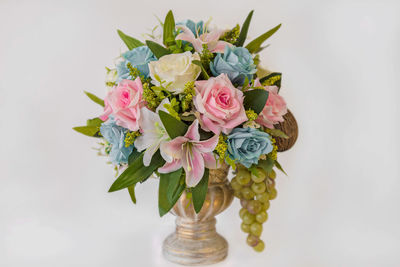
100;78;143;131
159;120;219;187
176;25;231;53
194;74;248;134
253;79;287;129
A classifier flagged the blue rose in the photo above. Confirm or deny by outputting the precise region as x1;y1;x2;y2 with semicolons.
100;118;134;165
177;19;204;35
227;128;273;168
117;46;156;81
210;46;257;85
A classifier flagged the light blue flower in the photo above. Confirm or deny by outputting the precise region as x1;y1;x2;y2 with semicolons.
177;19;204;36
116;46;156;81
210;46;257;85
100;118;134;165
227;128;273;168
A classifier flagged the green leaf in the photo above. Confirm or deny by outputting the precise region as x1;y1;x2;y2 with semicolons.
146;40;170;59
86;118;103;127
117;29;145;50
258;158;274;175
265;128;289;139
128;149;142;165
158;169;186;217
245;24;281;53
180;114;196;122
108;151;165;192
259;72;282;90
163;10;176;46
192;169;209;213
275;160;287;175
73;126;100;137
73;117;104;137
158;110;188;139
243;76;250;89
243;89;269;114
192;60;210;79
235;10;254;47
165;168;184;202
127;185;136;204
199;128;214;141
84;91;104;107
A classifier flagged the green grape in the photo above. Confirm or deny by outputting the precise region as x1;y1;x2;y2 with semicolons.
246;234;260;247
269;187;277;200
241;187;255;200
253;240;265;252
251;168;266;183
266;177;275;188
233;190;242;198
237;169;251;185
241;222;250;233
250;222;263;236
243;213;255;225
234;164;279;252
256;192;269;203
239;208;248;219
230;177;242;191
261;201;270;211
247;200;262;215
256;211;268;223
240;199;249;208
251;182;266;194
269;169;276;179
236;164;247;172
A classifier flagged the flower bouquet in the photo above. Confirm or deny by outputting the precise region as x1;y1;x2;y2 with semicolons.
74;10;297;264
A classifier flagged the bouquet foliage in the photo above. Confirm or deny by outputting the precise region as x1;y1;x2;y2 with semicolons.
74;10;290;252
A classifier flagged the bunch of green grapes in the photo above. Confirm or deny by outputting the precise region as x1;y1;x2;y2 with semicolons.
231;165;277;252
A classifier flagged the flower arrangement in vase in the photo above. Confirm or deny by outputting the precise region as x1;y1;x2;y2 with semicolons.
74;10;297;265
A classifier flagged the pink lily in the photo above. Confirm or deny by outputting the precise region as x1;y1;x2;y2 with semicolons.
159;120;220;187
176;25;232;53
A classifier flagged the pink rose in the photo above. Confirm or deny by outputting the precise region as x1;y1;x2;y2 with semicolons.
253;79;287;129
100;78;143;131
194;74;248;134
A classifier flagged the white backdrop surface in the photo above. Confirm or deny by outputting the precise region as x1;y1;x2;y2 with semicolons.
1;0;399;266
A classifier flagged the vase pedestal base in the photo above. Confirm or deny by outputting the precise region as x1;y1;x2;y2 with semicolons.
162;217;228;266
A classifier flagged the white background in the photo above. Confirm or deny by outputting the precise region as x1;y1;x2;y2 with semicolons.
1;0;399;266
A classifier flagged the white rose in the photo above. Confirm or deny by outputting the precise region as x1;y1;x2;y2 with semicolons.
149;51;201;94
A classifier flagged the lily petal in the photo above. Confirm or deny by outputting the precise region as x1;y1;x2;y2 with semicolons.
184;120;200;141
176;25;196;41
194;134;219;153
142;142;160;166
176;25;204;52
211;40;232;53
158;159;182;173
160;136;187;162
139;107;159;131
134;132;158;152
182;145;205;187
156;98;170;113
203;152;219;169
